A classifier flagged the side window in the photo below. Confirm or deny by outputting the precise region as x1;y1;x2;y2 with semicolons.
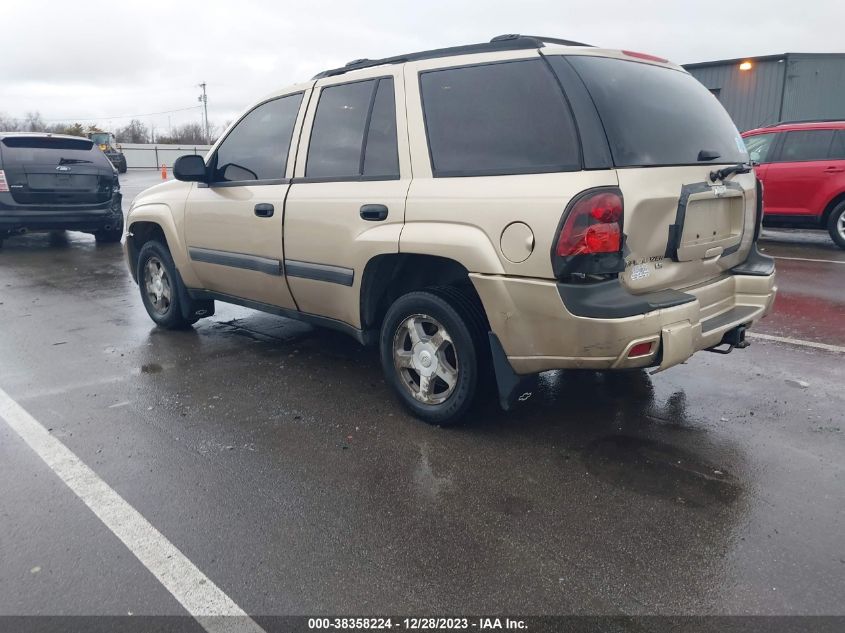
744;133;777;164
777;130;835;163
213;94;303;182
828;131;845;160
306;78;399;179
419;59;580;177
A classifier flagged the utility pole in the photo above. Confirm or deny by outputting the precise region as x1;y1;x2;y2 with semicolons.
198;82;209;144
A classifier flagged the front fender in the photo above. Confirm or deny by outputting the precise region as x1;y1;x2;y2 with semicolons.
126;202;200;288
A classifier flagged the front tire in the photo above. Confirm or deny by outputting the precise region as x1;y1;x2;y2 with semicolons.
136;240;197;329
827;201;845;250
380;288;488;426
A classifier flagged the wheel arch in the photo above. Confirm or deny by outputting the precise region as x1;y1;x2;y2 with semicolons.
360;253;488;335
821;190;845;226
126;204;198;286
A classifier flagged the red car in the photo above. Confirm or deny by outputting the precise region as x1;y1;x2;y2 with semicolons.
742;120;845;249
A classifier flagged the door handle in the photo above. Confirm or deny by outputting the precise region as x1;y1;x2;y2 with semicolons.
360;204;388;221
254;203;274;217
824;166;844;173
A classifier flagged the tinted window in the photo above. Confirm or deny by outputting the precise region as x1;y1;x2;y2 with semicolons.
777;130;835;162
213;93;302;182
566;56;747;167
362;79;399;177
830;131;845;160
744;133;777;163
419;60;580;176
306;80;374;178
1;136;112;169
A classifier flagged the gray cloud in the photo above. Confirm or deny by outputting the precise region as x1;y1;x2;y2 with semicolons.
1;0;841;134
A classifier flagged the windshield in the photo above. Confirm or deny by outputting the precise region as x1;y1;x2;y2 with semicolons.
565;55;748;167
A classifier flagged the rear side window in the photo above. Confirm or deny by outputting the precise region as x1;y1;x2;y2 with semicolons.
830;131;845;160
306;77;399;179
565;55;748;167
744;133;777;164
0;136;112;169
212;93;303;182
419;60;580;177
777;130;835;162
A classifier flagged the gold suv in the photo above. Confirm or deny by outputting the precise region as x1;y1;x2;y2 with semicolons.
124;35;777;425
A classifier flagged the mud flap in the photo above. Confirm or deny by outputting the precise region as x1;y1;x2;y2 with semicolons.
651;321;694;374
174;269;215;320
488;333;539;411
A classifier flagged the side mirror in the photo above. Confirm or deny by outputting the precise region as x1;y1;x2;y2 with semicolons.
173;155;207;182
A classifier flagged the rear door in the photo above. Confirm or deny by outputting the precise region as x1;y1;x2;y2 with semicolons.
763;129;836;218
183;86;309;309
0;136;115;210
283;66;410;328
555;53;756;293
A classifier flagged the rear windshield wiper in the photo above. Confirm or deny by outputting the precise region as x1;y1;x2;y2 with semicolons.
709;162;752;182
58;157;93;165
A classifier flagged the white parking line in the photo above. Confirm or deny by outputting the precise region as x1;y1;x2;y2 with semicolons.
773;255;845;265
0;386;265;633
747;332;845;354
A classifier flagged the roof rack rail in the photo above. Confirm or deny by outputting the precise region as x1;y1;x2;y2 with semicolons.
312;34;591;79
765;118;844;127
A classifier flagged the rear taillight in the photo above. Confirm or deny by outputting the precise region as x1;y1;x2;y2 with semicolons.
0;170;8;193
552;188;626;278
556;191;623;256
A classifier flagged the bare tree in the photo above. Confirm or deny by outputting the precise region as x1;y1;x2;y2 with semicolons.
24;111;46;132
0;113;19;131
115;119;150;144
156;122;207;144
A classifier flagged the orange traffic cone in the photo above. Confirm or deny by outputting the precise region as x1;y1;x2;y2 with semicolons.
161;163;167;180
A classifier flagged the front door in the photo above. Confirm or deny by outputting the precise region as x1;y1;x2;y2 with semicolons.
763;129;836;218
283;68;411;328
184;85;311;309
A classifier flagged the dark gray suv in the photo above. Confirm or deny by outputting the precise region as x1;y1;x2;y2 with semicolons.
0;133;124;247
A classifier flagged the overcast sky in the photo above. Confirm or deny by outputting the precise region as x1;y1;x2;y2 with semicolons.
1;0;841;135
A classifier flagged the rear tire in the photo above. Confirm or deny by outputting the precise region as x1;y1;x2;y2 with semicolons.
380;287;489;426
827;201;845;250
136;240;197;329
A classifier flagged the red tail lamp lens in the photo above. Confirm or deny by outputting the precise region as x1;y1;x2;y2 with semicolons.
0;170;8;193
556;191;624;257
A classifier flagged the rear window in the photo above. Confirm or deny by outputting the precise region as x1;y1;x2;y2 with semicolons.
419;59;580;177
1;136;111;168
565;56;748;167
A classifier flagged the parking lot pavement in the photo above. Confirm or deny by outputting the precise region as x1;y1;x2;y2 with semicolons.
0;170;843;622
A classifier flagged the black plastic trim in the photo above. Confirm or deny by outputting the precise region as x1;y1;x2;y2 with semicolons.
203;178;290;189
557;278;696;319
284;260;354;286
665;181;743;261
187;289;372;345
291;174;400;184
731;243;776;276
542;55;613;170
701;306;758;335
488;333;539;411
188;247;282;276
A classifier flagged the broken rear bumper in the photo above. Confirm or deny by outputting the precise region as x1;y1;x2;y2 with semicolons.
472;250;776;378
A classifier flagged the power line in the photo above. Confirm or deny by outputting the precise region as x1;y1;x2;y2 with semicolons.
41;105;203;122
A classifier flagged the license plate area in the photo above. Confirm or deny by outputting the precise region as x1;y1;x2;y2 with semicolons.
667;183;745;262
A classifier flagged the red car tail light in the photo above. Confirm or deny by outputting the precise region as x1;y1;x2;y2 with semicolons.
628;342;653;358
551;188;626;279
622;50;669;64
0;170;9;193
555;191;623;256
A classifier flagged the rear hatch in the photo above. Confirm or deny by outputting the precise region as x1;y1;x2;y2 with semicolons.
566;54;755;293
0;136;116;207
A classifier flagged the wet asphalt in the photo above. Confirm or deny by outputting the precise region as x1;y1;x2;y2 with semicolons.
0;171;843;619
